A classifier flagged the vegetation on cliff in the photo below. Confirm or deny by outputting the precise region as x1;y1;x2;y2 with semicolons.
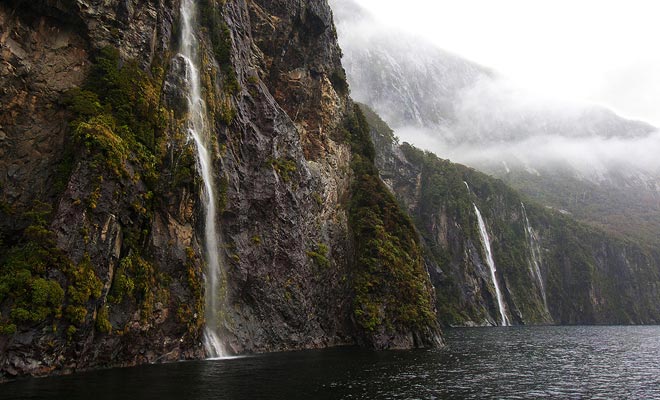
198;0;239;94
0;203;102;337
364;103;660;326
66;46;165;181
346;104;436;342
0;46;172;339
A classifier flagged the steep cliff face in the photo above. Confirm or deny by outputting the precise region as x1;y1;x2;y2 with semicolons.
365;105;660;327
0;0;205;379
332;0;660;250
0;0;440;379
214;0;438;354
213;0;354;353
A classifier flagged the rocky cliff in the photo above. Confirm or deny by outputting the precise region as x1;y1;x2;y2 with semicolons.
364;104;660;327
0;0;440;380
3;0;659;383
332;0;660;249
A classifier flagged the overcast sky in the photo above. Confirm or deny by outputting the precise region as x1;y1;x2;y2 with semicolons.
351;0;660;126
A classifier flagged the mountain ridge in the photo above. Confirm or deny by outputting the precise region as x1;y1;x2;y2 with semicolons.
331;0;660;247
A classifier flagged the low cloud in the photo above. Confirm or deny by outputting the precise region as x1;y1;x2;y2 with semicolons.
332;0;660;183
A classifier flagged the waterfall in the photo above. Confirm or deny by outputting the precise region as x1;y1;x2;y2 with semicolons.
179;0;226;358
473;205;510;326
521;203;548;310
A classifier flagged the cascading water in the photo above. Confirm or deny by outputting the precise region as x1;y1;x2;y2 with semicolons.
521;203;548;310
179;0;226;358
473;205;510;327
464;182;509;326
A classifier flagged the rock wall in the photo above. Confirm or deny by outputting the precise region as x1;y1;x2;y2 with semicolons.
365;104;660;327
0;0;440;379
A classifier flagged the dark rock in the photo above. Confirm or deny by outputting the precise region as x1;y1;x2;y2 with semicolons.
0;0;442;380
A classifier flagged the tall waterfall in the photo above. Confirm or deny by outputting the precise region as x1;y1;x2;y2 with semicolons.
473;205;510;326
521;203;548;310
179;0;226;358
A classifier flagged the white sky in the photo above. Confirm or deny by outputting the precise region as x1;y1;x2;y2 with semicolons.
352;0;660;126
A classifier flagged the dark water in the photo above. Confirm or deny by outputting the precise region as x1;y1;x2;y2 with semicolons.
3;326;660;399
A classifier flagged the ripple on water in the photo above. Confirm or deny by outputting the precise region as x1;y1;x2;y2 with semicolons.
4;326;660;399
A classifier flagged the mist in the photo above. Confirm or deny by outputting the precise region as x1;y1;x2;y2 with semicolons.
333;0;660;126
331;0;660;181
398;77;660;180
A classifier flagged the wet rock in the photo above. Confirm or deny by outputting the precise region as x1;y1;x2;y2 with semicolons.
0;0;441;381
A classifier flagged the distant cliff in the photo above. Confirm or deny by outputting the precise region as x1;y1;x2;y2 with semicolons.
332;0;660;249
364;104;660;327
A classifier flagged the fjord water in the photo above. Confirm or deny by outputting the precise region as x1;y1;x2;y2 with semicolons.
179;0;225;357
5;326;660;399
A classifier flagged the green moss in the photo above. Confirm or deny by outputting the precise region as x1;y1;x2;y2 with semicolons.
198;0;239;94
0;321;16;335
66;254;102;304
65;305;88;326
1;46;173;337
172;146;197;187
66;325;77;340
307;243;330;268
0;203;73;333
109;252;156;321
218;100;236;125
95;305;112;333
30;278;65;318
184;247;204;333
65;46;164;184
176;303;197;333
63;88;103;117
346;105;436;335
269;157;298;183
84;47;165;151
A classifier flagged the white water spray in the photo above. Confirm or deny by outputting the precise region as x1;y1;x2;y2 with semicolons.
473;205;510;326
521;203;548;310
179;0;226;358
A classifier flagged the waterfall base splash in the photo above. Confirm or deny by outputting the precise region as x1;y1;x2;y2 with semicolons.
204;329;227;359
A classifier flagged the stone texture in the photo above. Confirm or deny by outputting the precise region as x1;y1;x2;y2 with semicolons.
0;0;440;381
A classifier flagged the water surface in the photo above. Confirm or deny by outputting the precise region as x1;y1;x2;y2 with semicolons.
4;326;660;399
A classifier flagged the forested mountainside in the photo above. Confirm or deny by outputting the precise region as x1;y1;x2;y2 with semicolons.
363;104;660;327
331;0;660;248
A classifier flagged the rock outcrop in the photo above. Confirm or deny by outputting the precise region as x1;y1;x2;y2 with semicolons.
0;0;440;380
365;104;660;327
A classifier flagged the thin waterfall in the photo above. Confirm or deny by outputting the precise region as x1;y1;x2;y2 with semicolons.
473;204;510;327
179;0;226;358
521;203;548;310
464;182;509;326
